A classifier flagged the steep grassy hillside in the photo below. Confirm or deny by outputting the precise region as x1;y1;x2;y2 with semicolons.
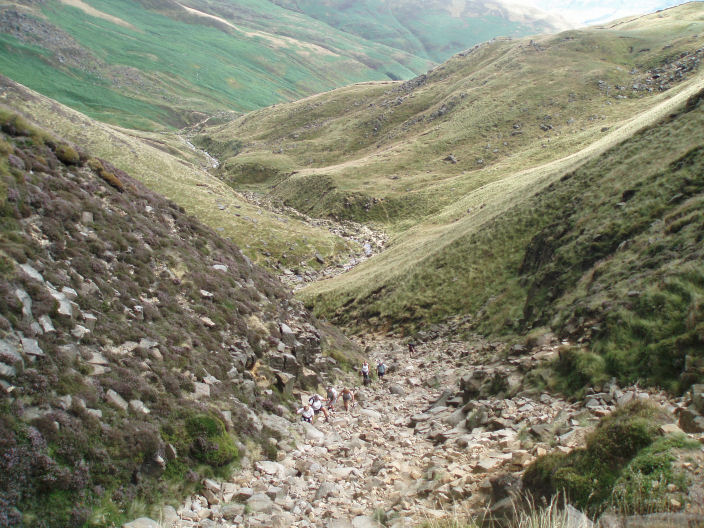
0;74;359;274
0;0;563;130
197;4;704;392
203;3;704;228
270;0;564;62
0;110;358;526
0;0;432;129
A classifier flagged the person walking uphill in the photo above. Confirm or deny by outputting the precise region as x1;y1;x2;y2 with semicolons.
309;393;329;423
341;388;355;411
326;386;338;411
361;361;371;386
297;404;314;423
377;360;387;381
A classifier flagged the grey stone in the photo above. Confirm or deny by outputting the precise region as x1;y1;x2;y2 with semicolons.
566;505;594;528
221;503;245;521
129;400;150;414
193;382;210;398
0;339;22;365
21;337;44;357
106;389;128;411
81;211;94;224
246;493;274;514
19;263;44;283
359;408;382;421
301;421;325;443
0;362;16;378
160;506;178;526
15;289;32;319
314;481;339;500
83;313;97;330
86;408;103;419
389;384;406;396
71;325;90;339
256;460;286;478
234;487;254;501
49;288;73;318
139;338;158;349
261;413;292;438
328;520;354;528
122;519;160;528
691;384;704;413
212;264;228;272
678;406;704;433
38;315;55;333
352;515;382;528
61;286;78;300
280;323;296;346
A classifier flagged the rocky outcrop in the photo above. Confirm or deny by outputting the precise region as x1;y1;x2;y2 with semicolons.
0;113;357;524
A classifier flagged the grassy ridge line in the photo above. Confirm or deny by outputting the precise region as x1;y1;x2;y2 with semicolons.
0;75;351;267
299;73;704;320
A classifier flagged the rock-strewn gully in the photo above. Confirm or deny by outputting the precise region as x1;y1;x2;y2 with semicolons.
156;334;703;528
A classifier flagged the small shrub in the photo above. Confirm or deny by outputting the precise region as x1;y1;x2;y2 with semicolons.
186;414;239;468
54;145;80;165
523;400;669;515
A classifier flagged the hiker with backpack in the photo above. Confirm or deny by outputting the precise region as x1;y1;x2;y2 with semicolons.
308;393;329;423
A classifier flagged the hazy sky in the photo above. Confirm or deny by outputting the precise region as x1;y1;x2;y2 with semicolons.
511;0;692;27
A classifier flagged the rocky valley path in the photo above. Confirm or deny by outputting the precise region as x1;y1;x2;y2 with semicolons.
152;333;702;528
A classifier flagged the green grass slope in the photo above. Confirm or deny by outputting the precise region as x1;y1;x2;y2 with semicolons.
0;0;434;129
304;71;704;394
269;0;563;63
200;4;704;392
204;3;704;229
0;74;357;273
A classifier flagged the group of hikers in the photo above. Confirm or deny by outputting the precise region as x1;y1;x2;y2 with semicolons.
296;359;388;424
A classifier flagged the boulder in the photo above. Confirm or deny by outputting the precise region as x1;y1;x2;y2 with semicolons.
280;323;296;346
221;503;245;521
106;389;128;411
352;516;382;528
15;289;32;319
122;518;160;528
256;460;287;478
678;406;704;433
301;421;325;443
246;493;274;514
314;481;339;500
691;384;704;413
598;513;704;528
566;505;593;528
0;339;22;366
21;337;44;357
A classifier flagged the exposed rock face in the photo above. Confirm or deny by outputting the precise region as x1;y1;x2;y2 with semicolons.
0;114;357;523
